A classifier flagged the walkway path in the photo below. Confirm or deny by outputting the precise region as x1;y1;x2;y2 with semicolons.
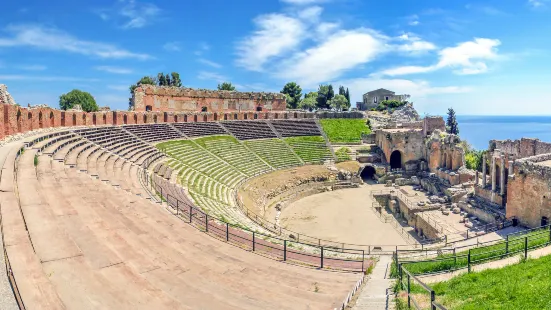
352;255;394;310
420;244;551;284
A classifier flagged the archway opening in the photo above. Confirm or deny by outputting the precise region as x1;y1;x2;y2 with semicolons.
542;216;549;227
17;110;22;132
93;114;97;125
201;106;208;112
50;112;54;127
390;150;402;170
194;115;198;122
123;114;128;124
27;112;33;130
145;105;152;112
447;153;453;170
361;166;376;181
203;115;207;122
72;114;76;125
256;106;262;112
234;113;238;120
224;114;228;121
38;112;44;128
214;114;218;121
103;114;107;124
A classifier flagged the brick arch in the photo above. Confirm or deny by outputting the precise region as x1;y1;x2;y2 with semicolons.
38;111;44;128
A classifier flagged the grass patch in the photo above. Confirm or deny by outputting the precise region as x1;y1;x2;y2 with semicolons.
319;119;371;143
396;227;551;276
335;147;351;162
429;254;551;309
284;136;332;164
33;154;38;166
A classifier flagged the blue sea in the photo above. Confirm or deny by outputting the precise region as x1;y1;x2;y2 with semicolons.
456;116;551;150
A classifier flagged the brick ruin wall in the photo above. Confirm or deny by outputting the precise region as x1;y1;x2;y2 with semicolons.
132;85;287;113
0;103;363;141
489;138;551;160
507;154;551;227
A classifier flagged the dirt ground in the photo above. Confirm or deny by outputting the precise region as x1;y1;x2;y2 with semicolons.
279;184;408;246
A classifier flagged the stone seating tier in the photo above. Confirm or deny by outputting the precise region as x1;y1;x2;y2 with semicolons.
220;121;278;140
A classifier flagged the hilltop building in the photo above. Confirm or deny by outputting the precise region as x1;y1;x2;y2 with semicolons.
357;88;410;111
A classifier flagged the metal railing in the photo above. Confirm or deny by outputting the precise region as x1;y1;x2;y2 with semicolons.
138;162;368;272
398;265;447;310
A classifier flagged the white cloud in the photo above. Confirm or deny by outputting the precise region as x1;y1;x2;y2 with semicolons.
298;6;323;20
236;13;305;71
528;0;546;7
198;58;222;69
95;66;133;74
18;64;47;71
395;33;437;53
163;41;181;52
0;24;151;60
197;71;227;82
407;14;420;26
0;75;99;82
277;29;384;87
380;38;501;76
337;76;471;107
119;0;161;29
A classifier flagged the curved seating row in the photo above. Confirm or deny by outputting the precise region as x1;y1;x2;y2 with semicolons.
1;131;359;309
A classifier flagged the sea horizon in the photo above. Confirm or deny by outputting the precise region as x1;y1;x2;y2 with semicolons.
438;115;551;150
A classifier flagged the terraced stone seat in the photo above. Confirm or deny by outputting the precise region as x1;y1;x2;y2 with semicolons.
123;124;182;142
172;122;227;137
244;139;303;169
221;121;277;140
271;119;321;137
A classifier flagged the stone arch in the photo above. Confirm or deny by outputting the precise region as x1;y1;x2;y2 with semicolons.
143;114;147;123
49;111;54;127
38;111;44;128
184;114;188;122
103;114;107;124
123;114;128;124
134;114;138;123
93;114;97;125
201;106;208;112
275;113;279;119
224;114;228;121
193;115;198;122
256;106;263;112
203;115;207;122
360;165;377;180
390;150;402;170
244;113;248;120
27;112;33;130
214;113;218;121
164;112;168;123
17;110;22;132
254;113;258;119
153;114;158;123
145;105;152;112
234;113;238;120
61;112;66;127
294;112;298;118
447;153;453;170
72;114;76;126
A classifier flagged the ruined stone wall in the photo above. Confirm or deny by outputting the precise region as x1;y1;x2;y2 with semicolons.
0;103;363;141
413;214;442;239
474;186;504;206
131;85;287;112
507;154;551;227
0;84;17;106
490;138;551;160
375;129;425;171
426;132;464;172
422;116;446;136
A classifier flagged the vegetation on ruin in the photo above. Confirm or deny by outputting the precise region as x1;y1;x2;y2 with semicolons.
398;254;551;309
320;119;371;143
281;82;303;109
335;147;351;161
372;100;408;112
316;84;335;109
338;86;351;106
59;89;99;112
393;226;551;276
329;94;349;111
129;72;182;94
446;107;460;135
461;140;484;171
299;92;317;111
217;82;236;91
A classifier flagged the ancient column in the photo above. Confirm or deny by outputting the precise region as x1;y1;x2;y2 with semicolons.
491;156;496;192
500;156;506;195
482;155;487;188
475;171;479;186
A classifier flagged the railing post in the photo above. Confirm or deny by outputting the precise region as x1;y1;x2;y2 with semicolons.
226;223;229;241
407;273;411;308
205;214;209;232
549;224;551;244
431;290;436;310
453;248;457;264
320;246;324;269
189;206;192;223
176;200;179;216
284;240;287;261
524;236;528;259
160;187;163;205
468;249;471;273
252;232;256;251
505;235;509;255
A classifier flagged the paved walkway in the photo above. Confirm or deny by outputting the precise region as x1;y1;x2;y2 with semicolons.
353;255;394;310
419;244;551;284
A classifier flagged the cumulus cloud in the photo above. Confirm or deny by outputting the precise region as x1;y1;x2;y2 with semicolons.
380;38;501;76
0;24;151;60
277;29;384;87
236;13;305;71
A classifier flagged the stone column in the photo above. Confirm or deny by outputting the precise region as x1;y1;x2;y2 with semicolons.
500;156;506;195
482;155;487;188
491;156;496;192
475;171;479;186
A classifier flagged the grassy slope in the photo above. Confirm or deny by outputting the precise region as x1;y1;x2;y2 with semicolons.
335;147;351;161
284;136;331;163
398;227;551;276
431;254;551;309
319;119;370;143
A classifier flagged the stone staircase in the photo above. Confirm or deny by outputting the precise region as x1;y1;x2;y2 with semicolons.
353;255;395;310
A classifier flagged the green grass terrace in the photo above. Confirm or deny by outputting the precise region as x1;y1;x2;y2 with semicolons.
319;119;371;144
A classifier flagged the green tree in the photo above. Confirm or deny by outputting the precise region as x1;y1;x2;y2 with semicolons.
158;73;167;86
129;76;157;94
345;88;350;105
217;82;236;91
328;94;349;111
338;86;346;96
317;85;333;109
59;89;99;112
299;96;317;111
281;82;302;109
446;107;460;135
165;73;171;86
171;72;182;87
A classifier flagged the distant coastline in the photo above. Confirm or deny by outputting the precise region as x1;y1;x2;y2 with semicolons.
451;115;551;150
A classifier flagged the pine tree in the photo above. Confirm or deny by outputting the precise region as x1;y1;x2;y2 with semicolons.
446;107;459;135
157;73;166;86
338;86;345;96
345;88;350;105
165;74;171;86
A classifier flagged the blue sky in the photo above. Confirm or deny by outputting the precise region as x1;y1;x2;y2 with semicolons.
1;0;550;115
